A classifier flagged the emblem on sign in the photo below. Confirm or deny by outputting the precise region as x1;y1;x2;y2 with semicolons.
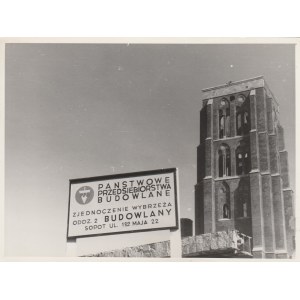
75;186;94;205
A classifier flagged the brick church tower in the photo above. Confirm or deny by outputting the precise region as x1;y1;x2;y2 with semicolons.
195;76;295;258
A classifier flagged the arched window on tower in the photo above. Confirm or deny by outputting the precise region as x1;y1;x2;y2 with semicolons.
244;111;248;125
243;202;248;217
218;144;231;177
219;99;230;138
244;152;250;173
226;108;230;137
236;95;250;136
236;151;243;175
218;183;230;219
219;112;225;138
235;182;250;218
236;110;242;135
236;146;250;175
223;204;230;219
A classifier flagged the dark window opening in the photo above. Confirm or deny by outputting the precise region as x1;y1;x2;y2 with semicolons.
237;113;242;135
236;147;250;175
219;152;224;177
219;99;230;138
237;153;243;175
243;112;250;134
223;204;230;219
225;110;230;137
218;145;231;177
236;96;250;136
219;113;224;138
236;184;249;218
226;152;231;176
219;183;230;220
244;152;250;173
243;202;248;217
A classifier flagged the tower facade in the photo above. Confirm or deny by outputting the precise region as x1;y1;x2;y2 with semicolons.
195;76;295;258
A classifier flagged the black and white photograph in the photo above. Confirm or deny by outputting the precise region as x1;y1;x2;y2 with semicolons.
3;40;296;259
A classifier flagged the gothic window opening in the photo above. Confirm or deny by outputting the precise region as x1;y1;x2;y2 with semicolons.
219;152;224;177
244;152;250;174
236;183;250;218
226;108;230;137
237;152;243;175
219;99;230;138
219;112;224;138
237;112;242;135
244;111;250;133
236;95;250;136
223;204;230;219
218;144;231;177
226;151;231;176
237;95;245;104
218;183;230;220
243;202;248;217
236;146;250;175
244;111;248;125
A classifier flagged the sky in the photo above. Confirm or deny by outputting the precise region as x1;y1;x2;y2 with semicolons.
5;43;295;256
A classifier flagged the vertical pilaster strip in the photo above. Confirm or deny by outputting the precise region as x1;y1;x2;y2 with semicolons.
249;89;260;172
208;99;216;233
256;88;267;132
207;99;213;138
195;183;204;235
212;99;218;140
258;132;270;172
231;147;236;176
205;141;212;177
269;135;279;174
280;151;290;189
249;172;265;258
266;97;274;134
272;175;288;258
249;89;265;257
196;99;216;235
203;179;214;233
230;98;236;137
205;99;213;178
261;174;276;258
249;89;257;131
277;125;285;151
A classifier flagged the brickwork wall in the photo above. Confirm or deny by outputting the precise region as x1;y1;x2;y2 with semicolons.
83;240;170;257
82;231;252;258
182;230;252;257
195;77;294;258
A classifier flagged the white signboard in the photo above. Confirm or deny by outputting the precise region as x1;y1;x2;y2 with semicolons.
67;169;178;238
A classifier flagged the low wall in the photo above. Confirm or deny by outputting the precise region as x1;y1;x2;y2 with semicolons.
82;230;251;258
182;230;250;257
83;240;170;257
